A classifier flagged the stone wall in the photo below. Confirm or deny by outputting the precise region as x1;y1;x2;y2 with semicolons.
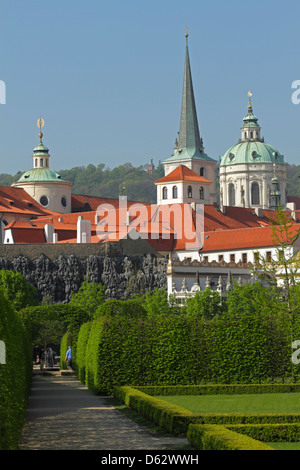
0;240;167;303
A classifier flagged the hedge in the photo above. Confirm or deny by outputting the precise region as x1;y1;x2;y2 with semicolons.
76;322;91;383
0;291;32;449
187;424;274;450
226;423;300;442
114;386;300;437
113;386;194;435
76;311;300;395
134;384;300;396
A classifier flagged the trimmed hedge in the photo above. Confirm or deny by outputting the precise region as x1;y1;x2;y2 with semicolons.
134;384;300;396
76;322;91;383
76;311;300;395
0;291;32;449
113;386;194;434
114;386;300;436
187;424;273;450
226;423;300;442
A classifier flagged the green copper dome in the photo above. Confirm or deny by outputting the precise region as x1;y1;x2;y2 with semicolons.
220;141;284;166
33;141;50;156
17;167;68;183
220;96;285;167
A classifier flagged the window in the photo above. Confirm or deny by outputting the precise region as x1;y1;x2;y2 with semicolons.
35;158;38;168
203;256;208;262
228;183;235;206
230;254;235;263
251;182;260;205
266;251;272;262
188;186;192;198
199;186;204;199
40;158;43;167
254;252;260;265
244;132;247;139
39;195;49;207
200;167;205;177
250;131;253;139
61;196;67;207
218;254;224;262
242;253;248;264
172;185;178;199
162;186;168;200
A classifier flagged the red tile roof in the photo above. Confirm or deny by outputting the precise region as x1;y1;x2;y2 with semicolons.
154;165;212;184
0;186;57;217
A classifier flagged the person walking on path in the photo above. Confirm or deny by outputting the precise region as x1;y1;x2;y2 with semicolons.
65;345;73;370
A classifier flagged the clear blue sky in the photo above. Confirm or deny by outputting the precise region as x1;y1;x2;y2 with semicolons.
0;0;299;175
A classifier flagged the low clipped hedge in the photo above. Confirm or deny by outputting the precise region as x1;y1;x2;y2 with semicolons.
226;423;300;442
0;291;32;449
187;424;274;450
114;386;300;437
113;385;194;434
134;383;300;396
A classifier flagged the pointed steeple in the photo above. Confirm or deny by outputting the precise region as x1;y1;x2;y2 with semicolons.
178;32;203;155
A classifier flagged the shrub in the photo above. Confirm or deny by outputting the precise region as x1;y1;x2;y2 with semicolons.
0;269;38;311
0;290;32;449
76;322;91;383
187;424;273;450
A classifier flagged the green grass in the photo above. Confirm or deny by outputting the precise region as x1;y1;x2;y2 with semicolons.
154;392;300;414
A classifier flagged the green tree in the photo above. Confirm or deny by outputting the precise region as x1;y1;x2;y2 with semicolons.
253;206;300;381
69;277;106;317
185;287;225;318
0;269;39;310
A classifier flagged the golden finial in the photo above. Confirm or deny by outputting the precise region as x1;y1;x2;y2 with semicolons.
185;27;189;38
37;117;45;140
248;91;252;107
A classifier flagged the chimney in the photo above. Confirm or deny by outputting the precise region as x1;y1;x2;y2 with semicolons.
77;217;91;243
44;224;54;243
255;207;263;218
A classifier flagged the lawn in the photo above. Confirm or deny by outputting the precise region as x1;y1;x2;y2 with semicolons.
154;392;300;414
155;392;300;450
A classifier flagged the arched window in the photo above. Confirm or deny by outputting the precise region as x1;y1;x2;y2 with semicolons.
35;158;38;168
251;182;260;205
188;186;192;198
200;167;205;177
228;183;235;206
199;186;204;199
250;131;253;139
40;158;43;167
244;132;247;139
172;185;178;199
162;186;168;200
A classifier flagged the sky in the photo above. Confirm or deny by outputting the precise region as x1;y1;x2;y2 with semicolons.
0;0;299;175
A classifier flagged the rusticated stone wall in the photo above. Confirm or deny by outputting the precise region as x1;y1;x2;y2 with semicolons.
0;240;167;303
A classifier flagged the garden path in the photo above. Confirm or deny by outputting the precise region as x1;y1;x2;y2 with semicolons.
19;371;188;451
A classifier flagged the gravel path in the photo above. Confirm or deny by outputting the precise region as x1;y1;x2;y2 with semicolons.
19;373;188;451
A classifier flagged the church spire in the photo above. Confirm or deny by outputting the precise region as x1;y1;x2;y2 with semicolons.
177;31;203;155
